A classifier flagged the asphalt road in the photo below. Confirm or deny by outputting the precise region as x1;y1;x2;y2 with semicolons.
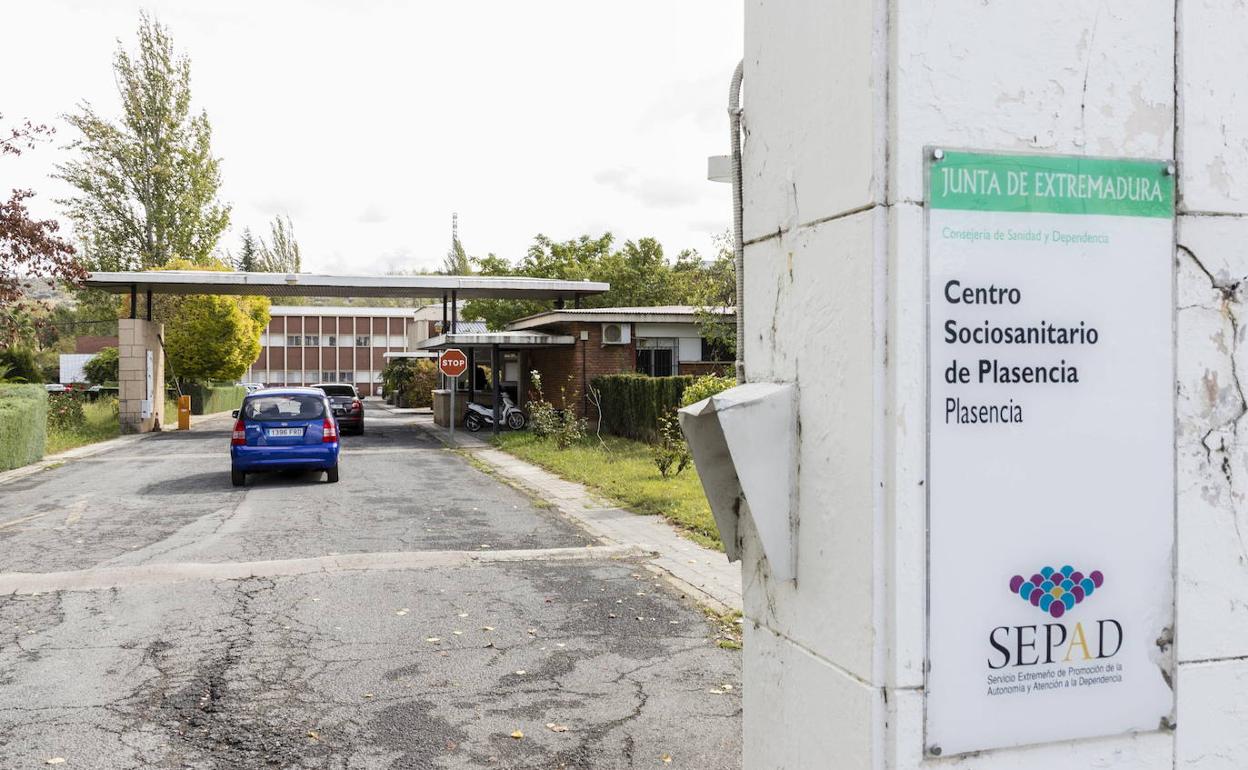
0;403;741;769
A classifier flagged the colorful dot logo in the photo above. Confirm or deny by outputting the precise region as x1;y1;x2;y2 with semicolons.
1009;565;1104;619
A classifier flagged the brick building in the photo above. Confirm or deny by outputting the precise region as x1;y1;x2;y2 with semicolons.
422;306;734;420
245;304;475;394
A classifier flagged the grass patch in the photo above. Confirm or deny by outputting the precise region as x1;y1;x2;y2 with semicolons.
45;397;121;455
705;607;744;649
491;432;722;551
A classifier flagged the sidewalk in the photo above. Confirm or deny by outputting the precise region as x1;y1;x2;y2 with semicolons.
412;414;743;613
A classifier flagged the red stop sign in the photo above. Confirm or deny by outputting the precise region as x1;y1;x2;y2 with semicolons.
439;348;468;378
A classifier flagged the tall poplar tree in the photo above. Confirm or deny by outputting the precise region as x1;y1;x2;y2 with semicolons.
258;215;301;273
56;14;229;271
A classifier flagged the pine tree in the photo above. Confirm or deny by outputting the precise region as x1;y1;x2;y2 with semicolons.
236;228;259;272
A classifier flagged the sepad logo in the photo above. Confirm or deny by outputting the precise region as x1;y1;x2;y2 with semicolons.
1010;565;1103;619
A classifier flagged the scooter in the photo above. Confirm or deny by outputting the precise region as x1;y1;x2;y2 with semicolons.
463;394;527;432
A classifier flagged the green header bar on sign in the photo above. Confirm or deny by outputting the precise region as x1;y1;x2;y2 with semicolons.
929;151;1174;218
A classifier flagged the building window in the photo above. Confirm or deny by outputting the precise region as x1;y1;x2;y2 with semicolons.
636;338;676;377
304;335;320;346
288;334;302;347
701;337;733;362
355;335;370;347
339;371;353;383
326;335;337;347
262;333;285;347
321;371;336;383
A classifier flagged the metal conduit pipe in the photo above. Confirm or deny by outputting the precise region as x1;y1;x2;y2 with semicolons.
729;59;745;383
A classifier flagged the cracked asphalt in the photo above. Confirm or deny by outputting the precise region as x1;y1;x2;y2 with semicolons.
0;404;742;769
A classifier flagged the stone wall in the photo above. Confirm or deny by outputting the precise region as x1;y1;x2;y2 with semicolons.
117;319;164;434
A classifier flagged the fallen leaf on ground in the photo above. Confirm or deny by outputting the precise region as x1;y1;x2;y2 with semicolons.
426;637;441;643
45;760;66;766
395;609;409;616
307;730;320;741
457;613;468;618
515;670;526;675
546;723;568;733
453;630;463;635
661;754;672;763
482;626;494;631
363;693;374;698
510;730;524;739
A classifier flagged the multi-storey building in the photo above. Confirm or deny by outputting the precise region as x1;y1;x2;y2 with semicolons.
245;304;474;394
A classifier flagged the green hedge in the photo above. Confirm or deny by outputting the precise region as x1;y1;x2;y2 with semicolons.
590;374;693;442
188;384;248;415
0;384;48;470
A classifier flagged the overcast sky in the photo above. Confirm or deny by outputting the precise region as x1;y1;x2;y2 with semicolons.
3;0;743;274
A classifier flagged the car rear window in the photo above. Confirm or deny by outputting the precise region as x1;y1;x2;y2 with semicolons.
243;394;326;421
317;385;356;397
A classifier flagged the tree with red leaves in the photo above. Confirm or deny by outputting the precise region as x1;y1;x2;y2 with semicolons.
0;115;85;348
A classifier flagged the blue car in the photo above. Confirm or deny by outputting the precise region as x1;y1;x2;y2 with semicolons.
230;388;340;487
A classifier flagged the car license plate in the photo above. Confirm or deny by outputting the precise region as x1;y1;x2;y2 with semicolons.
267;427;303;437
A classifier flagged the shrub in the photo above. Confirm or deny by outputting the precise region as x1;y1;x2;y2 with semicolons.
382;358;438;408
47;391;86;430
590;374;693;443
0;384;47;470
651;413;691;478
0;348;41;383
527;370;586;447
403;360;439;408
83;347;120;385
188;383;248;415
680;374;736;407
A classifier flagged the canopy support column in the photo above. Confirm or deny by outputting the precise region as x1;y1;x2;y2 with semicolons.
491;344;501;437
451;290;458;333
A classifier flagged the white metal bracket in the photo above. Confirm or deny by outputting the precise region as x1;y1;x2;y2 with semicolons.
678;382;797;581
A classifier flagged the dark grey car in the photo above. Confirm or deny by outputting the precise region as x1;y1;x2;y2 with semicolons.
312;383;364;435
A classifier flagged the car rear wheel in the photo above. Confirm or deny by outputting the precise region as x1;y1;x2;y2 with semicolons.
231;469;246;487
326;464;339;483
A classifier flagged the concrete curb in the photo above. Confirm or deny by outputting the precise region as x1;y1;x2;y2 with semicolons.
412;417;743;613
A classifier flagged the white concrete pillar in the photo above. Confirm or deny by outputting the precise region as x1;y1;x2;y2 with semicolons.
117;319;165;434
737;1;1247;767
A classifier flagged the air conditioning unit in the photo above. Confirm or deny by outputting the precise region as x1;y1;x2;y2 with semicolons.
601;322;631;345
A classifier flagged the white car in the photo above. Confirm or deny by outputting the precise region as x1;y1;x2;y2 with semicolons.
239;382;266;393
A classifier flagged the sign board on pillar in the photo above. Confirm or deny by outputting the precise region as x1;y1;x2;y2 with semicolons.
439;348;468;378
924;150;1175;756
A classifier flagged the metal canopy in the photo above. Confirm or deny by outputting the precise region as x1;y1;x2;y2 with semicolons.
418;332;576;350
85;271;609;301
